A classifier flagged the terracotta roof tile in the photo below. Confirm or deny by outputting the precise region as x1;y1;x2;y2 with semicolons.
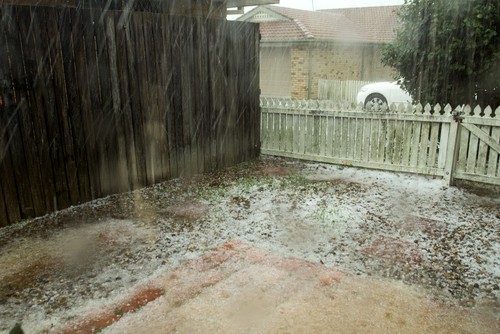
261;6;367;42
322;6;401;42
253;5;401;43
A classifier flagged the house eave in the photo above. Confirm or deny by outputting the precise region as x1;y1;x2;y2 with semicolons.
225;0;279;7
260;39;388;47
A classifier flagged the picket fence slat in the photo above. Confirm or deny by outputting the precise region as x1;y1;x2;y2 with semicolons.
318;80;374;103
261;98;500;186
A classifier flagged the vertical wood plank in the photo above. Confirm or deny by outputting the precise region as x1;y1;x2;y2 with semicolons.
131;13;149;184
437;122;450;170
279;113;286;152
384;119;397;165
62;8;93;203
427;122;440;168
105;12;130;193
341;117;350;158
333;116;342;158
443;120;461;186
401;120;413;166
369;118;379;162
317;115;325;156
0;111;22;223
292;113;300;153
298;113;306;154
6;8;43;217
377;119;387;163
283;113;291;153
198;18;212;172
0;179;8;226
465;132;479;174
409;121;421;167
418;122;430;168
347;116;355;159
326;116;334;157
261;111;269;151
38;7;71;210
393;119;404;165
354;116;364;161
47;8;81;205
486;126;500;177
475;124;490;175
360;115;371;162
72;10;99;198
114;11;139;189
456;124;469;173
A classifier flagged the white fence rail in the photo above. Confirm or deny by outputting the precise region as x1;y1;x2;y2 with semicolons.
260;98;500;186
318;79;374;103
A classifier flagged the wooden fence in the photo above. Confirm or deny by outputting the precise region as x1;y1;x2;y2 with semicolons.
318;80;374;103
0;6;260;227
260;98;500;186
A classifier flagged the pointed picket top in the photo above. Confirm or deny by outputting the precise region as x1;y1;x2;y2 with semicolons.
356;102;364;111
338;100;348;110
329;100;338;110
434;103;442;115
396;103;405;113
495;106;500;119
264;97;270;107
460;104;470;117
273;98;280;107
267;97;275;107
443;104;453;116
298;100;307;109
322;100;334;110
263;97;271;107
415;103;423;114
379;103;388;112
317;100;326;110
330;100;338;110
472;105;482;117
406;104;414;114
423;103;432;115
483;105;493;117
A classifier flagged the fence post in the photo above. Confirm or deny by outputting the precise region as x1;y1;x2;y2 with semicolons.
442;105;464;187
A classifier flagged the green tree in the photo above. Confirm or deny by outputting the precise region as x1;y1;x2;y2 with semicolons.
383;0;500;107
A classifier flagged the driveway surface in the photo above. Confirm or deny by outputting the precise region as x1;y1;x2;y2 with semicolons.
0;156;498;333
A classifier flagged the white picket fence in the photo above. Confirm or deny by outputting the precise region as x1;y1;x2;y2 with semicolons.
317;80;374;103
260;98;500;186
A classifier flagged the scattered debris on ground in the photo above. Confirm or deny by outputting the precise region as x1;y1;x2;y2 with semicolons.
0;156;498;333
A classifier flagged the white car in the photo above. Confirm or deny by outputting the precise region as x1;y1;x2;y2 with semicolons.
356;81;413;111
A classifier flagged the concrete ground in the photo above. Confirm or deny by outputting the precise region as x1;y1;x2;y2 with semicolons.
57;241;498;334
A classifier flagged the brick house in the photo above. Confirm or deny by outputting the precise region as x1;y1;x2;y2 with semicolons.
238;5;400;99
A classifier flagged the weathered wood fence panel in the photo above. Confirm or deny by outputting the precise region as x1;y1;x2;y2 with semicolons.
0;6;260;227
261;98;500;186
318;80;374;103
454;106;500;185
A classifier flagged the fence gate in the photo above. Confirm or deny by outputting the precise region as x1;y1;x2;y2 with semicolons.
450;106;500;186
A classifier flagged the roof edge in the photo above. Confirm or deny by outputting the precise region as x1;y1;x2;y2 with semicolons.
237;6;290;22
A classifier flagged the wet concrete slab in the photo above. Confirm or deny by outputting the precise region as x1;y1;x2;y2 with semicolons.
56;241;498;334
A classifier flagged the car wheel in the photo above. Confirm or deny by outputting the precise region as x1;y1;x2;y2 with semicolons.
364;93;387;111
